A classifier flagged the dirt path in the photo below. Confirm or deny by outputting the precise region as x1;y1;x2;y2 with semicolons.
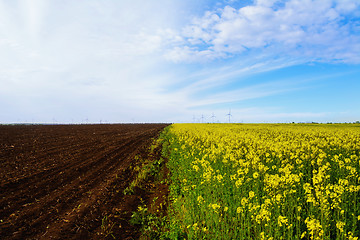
0;124;169;239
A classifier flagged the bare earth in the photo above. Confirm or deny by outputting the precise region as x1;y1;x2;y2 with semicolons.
0;124;169;239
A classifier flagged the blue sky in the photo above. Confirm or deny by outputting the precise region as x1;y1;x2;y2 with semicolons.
1;0;359;123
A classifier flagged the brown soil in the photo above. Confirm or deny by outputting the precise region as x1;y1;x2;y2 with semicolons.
0;124;169;240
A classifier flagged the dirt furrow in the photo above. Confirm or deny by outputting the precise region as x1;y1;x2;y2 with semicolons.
0;124;169;240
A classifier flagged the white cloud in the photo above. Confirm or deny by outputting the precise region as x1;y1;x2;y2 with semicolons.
166;0;360;63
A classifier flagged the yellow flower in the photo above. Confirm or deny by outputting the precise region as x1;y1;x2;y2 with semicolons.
264;198;271;206
249;191;255;199
348;231;358;240
241;197;248;206
209;203;220;212
235;178;243;188
305;217;323;238
278;215;288;227
336;221;345;233
275;194;282;202
237;207;242;214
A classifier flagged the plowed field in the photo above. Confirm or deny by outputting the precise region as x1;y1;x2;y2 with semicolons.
0;124;169;239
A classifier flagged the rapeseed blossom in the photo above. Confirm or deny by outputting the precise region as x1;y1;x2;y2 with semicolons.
165;123;360;239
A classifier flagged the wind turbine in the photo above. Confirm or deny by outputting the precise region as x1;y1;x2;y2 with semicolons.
226;109;232;123
211;112;216;123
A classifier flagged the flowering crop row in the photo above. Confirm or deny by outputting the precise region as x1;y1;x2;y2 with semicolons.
164;124;360;239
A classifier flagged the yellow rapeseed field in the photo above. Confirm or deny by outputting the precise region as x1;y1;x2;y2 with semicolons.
164;123;360;240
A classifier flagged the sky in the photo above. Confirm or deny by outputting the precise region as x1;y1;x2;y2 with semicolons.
0;0;359;124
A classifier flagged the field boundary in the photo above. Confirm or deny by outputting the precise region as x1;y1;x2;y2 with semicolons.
125;126;171;239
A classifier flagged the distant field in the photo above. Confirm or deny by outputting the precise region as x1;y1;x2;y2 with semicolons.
0;124;168;239
163;124;360;239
